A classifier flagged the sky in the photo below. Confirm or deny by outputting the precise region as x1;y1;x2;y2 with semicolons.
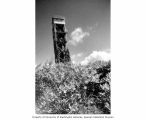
36;0;110;65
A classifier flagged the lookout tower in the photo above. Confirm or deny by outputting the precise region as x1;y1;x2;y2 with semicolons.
52;17;71;63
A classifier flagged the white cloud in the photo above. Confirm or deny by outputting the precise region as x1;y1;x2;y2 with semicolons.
69;27;89;46
87;22;98;31
71;53;83;64
71;53;83;59
81;51;110;65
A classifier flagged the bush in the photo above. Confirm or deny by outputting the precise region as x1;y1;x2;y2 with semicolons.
35;60;111;114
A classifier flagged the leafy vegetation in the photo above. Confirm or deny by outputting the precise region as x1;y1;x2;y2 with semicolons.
35;60;111;114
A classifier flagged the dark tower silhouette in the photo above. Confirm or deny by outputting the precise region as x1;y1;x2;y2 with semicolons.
52;17;71;63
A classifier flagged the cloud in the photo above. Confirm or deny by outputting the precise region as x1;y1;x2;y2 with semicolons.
71;53;83;64
69;27;89;46
87;22;98;31
81;51;110;65
71;53;83;59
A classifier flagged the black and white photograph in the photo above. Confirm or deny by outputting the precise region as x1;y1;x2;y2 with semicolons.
35;0;111;114
1;0;146;119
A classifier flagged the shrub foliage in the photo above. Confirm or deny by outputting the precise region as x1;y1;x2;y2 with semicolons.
35;61;111;114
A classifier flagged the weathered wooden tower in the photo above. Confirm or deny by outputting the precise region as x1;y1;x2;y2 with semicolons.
52;17;71;63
